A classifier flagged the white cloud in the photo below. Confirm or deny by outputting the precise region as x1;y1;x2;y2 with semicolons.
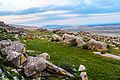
1;12;120;26
84;0;93;5
39;10;69;15
37;12;120;25
0;0;74;11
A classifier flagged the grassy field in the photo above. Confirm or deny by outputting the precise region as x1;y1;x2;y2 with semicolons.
22;37;120;80
105;46;120;56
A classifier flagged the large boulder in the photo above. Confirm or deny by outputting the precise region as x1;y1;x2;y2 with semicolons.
62;34;76;44
1;42;26;54
23;56;74;78
23;56;46;77
10;51;27;67
62;34;86;47
1;42;28;67
51;34;62;42
76;37;86;47
87;39;107;51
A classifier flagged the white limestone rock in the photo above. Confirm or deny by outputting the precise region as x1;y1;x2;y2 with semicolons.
78;65;86;71
80;72;88;80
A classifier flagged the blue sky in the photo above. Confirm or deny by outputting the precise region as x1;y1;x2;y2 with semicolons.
0;0;120;26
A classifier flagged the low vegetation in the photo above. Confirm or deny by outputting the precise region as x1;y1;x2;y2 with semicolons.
22;37;120;80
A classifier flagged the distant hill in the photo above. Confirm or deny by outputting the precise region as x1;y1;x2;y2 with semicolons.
3;22;120;35
42;25;70;29
10;24;40;30
42;23;120;36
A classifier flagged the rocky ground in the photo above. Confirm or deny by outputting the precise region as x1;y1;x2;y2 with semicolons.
1;21;120;80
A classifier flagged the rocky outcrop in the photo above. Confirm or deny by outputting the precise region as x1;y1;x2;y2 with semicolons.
62;34;76;44
76;37;86;47
0;21;6;27
87;39;107;51
51;34;62;42
0;40;74;79
0;40;12;50
53;29;66;35
62;34;86;47
1;42;27;67
23;56;47;77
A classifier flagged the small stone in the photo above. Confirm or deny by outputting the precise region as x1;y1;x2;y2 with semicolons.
93;52;101;54
80;72;88;80
78;65;86;71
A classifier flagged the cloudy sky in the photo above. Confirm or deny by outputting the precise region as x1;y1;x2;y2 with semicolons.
0;0;120;26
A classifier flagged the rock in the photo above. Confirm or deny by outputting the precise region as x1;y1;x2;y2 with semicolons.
7;51;21;61
1;49;27;67
45;60;74;78
51;34;62;42
14;34;19;39
87;39;107;51
62;34;76;44
38;53;50;60
114;47;119;50
53;29;66;35
26;50;36;53
62;34;86;47
0;21;6;27
1;42;28;58
13;76;19;80
76;37;86;47
37;28;48;32
78;65;86;71
23;55;74;78
7;51;27;67
93;52;101;54
23;56;46;77
0;40;75;79
80;72;88;80
0;40;12;50
1;42;26;54
0;41;28;67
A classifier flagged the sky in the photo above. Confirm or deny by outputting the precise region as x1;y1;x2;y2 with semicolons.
0;0;120;26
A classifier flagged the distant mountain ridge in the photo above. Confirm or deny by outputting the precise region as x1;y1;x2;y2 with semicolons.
42;23;120;35
42;23;120;29
43;25;70;29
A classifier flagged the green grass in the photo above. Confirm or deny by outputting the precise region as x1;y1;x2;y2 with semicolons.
30;30;53;36
105;45;120;56
22;38;120;80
